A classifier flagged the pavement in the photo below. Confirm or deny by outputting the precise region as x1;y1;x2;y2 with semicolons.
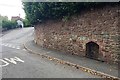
24;40;119;79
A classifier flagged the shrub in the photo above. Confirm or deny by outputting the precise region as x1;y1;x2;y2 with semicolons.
23;19;31;27
2;20;17;30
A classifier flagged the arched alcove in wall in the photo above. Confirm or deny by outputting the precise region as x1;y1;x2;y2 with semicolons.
86;41;99;59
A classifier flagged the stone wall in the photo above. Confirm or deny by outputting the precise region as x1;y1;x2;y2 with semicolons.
34;5;119;64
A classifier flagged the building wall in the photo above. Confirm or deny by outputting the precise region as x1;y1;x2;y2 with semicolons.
34;5;119;64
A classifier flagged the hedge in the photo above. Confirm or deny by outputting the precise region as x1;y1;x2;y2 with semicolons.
23;2;117;25
2;20;17;30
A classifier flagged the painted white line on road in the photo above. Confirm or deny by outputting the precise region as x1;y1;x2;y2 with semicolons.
23;49;26;51
4;44;8;46
8;44;12;47
0;59;9;67
16;47;20;49
4;57;24;64
12;46;15;48
0;57;24;67
6;44;9;46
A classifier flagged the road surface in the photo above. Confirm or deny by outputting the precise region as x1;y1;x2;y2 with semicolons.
0;27;100;78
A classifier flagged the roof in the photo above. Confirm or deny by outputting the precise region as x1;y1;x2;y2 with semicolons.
11;16;22;21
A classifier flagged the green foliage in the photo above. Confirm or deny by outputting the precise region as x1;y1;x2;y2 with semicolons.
23;19;31;27
0;15;17;30
23;2;85;24
2;20;17;30
23;2;115;25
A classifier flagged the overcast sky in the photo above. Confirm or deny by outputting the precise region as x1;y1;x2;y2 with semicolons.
0;0;25;20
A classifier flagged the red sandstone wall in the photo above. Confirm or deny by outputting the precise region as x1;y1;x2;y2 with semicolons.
34;5;119;64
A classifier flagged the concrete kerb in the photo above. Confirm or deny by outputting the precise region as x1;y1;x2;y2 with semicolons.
23;43;119;80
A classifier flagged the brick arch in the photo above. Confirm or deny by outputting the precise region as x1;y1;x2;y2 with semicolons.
85;41;99;60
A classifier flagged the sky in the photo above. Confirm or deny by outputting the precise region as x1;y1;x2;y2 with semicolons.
0;0;25;20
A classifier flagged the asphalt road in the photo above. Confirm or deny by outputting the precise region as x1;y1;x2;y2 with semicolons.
0;27;100;78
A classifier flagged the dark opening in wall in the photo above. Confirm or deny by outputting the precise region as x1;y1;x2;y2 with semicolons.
86;41;99;60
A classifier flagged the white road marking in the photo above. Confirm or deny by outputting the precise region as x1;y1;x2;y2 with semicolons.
12;46;15;48
0;59;9;67
4;57;24;64
23;49;26;51
0;57;24;67
6;44;8;46
1;43;22;50
4;44;7;46
16;47;20;49
8;44;12;47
